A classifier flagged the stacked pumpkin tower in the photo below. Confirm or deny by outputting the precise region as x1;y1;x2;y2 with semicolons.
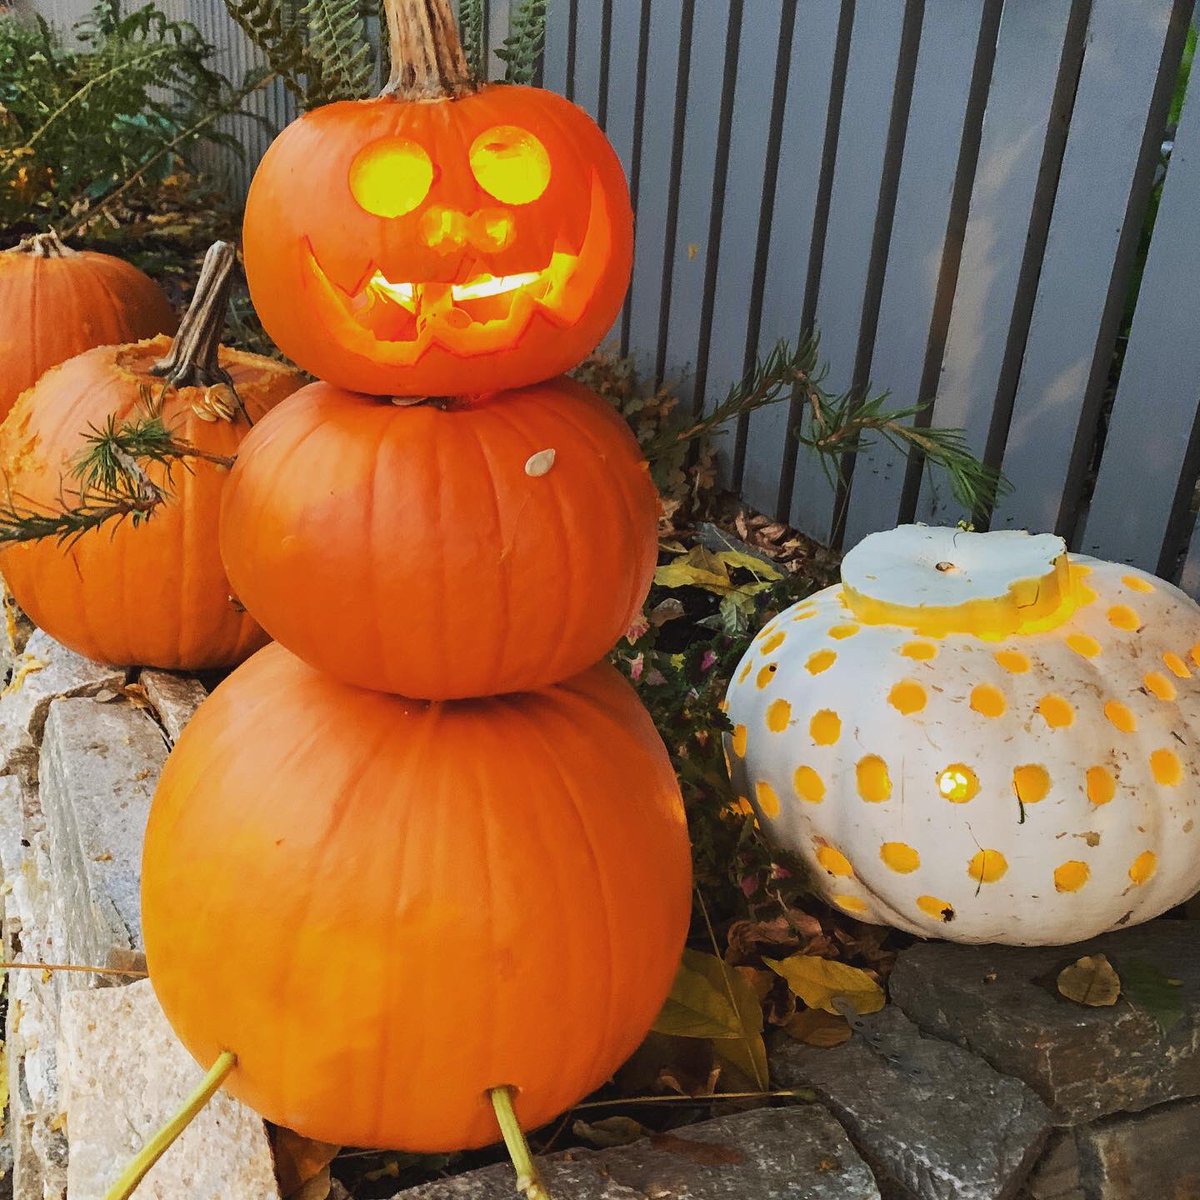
137;0;692;1192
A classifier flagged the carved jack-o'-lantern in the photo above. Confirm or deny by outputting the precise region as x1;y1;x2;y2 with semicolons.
243;1;633;398
726;525;1200;946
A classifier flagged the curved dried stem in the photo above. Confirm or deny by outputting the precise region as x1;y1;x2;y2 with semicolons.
381;0;478;99
8;230;75;258
152;241;238;393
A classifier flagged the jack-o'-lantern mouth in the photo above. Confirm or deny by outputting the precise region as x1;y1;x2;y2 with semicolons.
304;174;613;364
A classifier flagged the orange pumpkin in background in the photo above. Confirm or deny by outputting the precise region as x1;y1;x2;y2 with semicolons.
219;375;659;698
0;243;303;671
242;1;632;398
142;643;693;1150
0;231;176;419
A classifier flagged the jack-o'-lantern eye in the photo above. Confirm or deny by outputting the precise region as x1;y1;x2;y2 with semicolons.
349;137;434;218
469;126;551;205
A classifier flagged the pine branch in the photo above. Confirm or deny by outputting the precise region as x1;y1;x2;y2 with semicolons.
301;0;374;101
0;491;164;548
496;0;545;84
457;0;486;81
643;337;1007;522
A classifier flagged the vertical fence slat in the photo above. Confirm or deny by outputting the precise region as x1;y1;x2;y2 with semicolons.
913;0;1081;525
739;0;845;519
785;0;912;541
486;0;512;81
624;0;687;377
1081;72;1200;574
570;1;605;120
990;0;1188;537
698;0;787;485
660;0;733;405
601;0;646;353
1180;523;1200;597
840;1;996;547
541;0;573;95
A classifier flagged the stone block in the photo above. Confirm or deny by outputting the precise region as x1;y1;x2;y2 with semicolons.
393;1106;880;1199
38;698;167;973
1076;1099;1200;1199
138;671;207;744
1020;1133;1083;1200
0;632;124;787
58;981;279;1200
890;922;1200;1123
772;1005;1051;1200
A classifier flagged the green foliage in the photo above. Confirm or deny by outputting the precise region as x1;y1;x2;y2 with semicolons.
496;0;546;84
457;0;486;81
301;0;374;103
221;0;374;107
0;1;249;228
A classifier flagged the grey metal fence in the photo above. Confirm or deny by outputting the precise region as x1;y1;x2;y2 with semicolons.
29;0;1200;589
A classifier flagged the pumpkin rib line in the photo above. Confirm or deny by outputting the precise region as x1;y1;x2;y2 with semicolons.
510;695;623;1099
467;409;514;691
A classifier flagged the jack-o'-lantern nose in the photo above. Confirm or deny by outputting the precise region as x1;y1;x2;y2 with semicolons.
420;206;517;253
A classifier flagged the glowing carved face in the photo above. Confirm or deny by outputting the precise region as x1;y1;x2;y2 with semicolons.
243;87;634;397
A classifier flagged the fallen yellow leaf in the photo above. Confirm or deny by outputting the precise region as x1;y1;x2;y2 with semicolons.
784;1008;852;1047
1057;954;1120;1007
767;954;885;1016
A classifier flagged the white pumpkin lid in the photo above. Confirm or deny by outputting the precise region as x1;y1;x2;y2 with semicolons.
841;524;1072;636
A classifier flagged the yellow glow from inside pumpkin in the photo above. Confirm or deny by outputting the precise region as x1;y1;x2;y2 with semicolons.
938;764;980;803
452;271;541;300
349;137;434;218
470;125;552;205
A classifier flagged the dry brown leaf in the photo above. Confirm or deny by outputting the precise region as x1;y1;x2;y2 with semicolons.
726;911;823;965
1057;954;1121;1007
273;1128;340;1199
573;1116;648;1148
784;1008;852;1048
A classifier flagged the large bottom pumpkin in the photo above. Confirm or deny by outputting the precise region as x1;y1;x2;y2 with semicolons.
142;643;692;1150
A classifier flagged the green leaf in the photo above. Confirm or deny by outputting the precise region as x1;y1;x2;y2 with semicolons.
1121;958;1185;1035
767;954;885;1016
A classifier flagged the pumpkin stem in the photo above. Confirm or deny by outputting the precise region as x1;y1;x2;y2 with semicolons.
381;0;479;100
103;1051;237;1200
490;1086;554;1200
10;229;76;258
152;240;238;394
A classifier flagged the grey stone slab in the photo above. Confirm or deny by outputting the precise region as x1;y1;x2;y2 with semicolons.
0;631;125;786
58;980;279;1200
39;697;167;972
6;832;68;1200
1019;1133;1083;1200
889;922;1200;1124
394;1107;880;1199
772;1006;1052;1200
1077;1099;1200;1199
138;670;207;744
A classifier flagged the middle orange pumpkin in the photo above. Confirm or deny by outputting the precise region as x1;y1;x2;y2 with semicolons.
220;375;658;699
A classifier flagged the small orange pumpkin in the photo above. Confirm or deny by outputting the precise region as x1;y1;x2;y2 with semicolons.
242;0;632;397
219;375;658;698
0;243;304;670
142;642;692;1150
0;231;176;419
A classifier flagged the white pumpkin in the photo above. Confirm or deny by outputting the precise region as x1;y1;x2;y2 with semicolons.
724;525;1200;946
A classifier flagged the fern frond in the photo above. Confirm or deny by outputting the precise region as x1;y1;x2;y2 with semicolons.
496;0;545;85
301;0;374;102
221;0;315;102
457;0;485;81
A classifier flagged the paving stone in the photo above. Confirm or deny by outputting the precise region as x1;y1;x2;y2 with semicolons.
0;632;124;787
58;980;279;1200
889;922;1200;1123
393;1106;880;1199
1076;1099;1200;1199
1019;1133;1083;1200
772;1005;1051;1200
138;670;207;744
38;697;167;973
6;832;68;1200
